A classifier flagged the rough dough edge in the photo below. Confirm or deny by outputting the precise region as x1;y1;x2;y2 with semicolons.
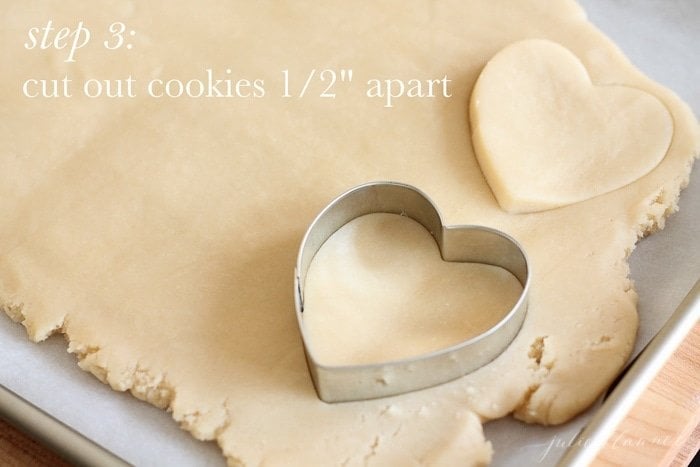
0;301;235;459
0;297;496;466
507;149;698;427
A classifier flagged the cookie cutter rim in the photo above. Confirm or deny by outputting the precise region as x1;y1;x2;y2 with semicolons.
294;181;530;403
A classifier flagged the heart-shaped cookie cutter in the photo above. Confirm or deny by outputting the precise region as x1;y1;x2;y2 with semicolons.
294;181;530;402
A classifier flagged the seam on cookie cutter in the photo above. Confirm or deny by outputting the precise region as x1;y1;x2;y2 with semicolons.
294;181;530;403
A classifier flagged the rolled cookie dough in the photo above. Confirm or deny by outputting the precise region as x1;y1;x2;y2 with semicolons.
303;213;524;366
0;1;698;465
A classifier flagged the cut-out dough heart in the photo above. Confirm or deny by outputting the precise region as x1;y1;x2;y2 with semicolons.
470;39;673;213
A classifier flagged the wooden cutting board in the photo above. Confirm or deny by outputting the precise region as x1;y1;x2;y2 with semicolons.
593;323;700;466
0;416;70;467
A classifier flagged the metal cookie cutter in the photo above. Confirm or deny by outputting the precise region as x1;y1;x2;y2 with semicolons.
294;181;530;403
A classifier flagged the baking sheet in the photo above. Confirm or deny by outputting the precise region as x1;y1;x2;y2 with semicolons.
0;1;697;465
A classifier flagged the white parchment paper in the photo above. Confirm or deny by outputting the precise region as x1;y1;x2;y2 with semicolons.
0;1;697;465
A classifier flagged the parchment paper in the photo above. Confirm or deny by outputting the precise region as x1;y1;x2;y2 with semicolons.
0;1;697;465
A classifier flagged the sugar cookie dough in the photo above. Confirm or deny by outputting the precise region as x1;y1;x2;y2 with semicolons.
303;213;523;366
0;1;698;465
470;39;674;213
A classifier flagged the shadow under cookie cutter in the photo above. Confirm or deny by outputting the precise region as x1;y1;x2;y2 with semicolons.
294;181;530;403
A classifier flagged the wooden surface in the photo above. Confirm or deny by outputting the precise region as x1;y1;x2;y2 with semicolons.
0;416;71;466
0;328;697;466
593;323;700;466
